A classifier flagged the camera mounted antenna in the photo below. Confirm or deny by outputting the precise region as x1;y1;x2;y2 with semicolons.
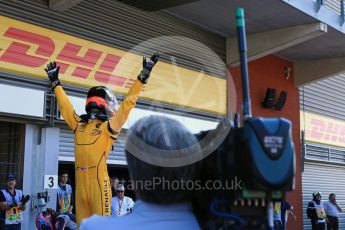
236;8;252;121
235;7;295;229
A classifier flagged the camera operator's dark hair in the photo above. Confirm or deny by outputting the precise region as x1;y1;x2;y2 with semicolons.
329;193;335;199
125;115;201;204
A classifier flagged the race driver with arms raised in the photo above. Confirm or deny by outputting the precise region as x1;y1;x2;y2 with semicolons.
44;52;159;226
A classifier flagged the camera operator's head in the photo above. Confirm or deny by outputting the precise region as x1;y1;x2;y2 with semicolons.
125;115;201;204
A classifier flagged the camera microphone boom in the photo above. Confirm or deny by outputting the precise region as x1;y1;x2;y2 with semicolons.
234;8;295;228
193;8;296;230
235;8;295;194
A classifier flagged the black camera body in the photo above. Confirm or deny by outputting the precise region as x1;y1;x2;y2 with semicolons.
193;116;295;229
236;117;295;192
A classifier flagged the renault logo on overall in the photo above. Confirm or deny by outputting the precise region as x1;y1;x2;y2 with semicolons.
103;179;110;214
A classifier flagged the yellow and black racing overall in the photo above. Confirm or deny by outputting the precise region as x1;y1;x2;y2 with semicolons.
53;80;143;225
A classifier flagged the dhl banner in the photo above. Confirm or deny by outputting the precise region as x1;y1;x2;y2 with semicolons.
301;111;345;147
0;16;226;114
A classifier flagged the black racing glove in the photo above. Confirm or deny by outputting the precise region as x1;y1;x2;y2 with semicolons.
45;61;61;91
137;52;159;84
21;195;30;205
8;201;17;209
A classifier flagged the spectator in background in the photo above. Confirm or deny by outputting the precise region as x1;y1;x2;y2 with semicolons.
281;200;296;230
324;193;342;230
80;115;201;229
57;171;74;214
307;191;326;230
273;200;295;230
0;174;29;230
110;177;119;198
35;208;78;230
111;184;134;217
273;201;284;229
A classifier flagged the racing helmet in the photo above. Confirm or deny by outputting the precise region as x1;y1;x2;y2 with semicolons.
85;86;118;117
35;211;54;230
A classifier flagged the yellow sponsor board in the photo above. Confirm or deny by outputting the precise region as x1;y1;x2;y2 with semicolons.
0;16;226;114
301;111;345;147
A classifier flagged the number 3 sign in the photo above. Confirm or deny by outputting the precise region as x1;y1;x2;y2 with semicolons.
44;175;58;189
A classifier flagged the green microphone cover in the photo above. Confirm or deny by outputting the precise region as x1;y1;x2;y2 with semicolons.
236;8;244;27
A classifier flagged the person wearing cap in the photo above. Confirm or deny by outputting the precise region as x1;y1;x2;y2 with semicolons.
111;184;134;217
307;191;326;230
80;116;201;230
324;193;342;230
0;174;27;230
